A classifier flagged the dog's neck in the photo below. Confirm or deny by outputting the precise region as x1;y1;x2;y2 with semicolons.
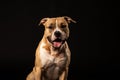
50;44;66;56
42;37;66;56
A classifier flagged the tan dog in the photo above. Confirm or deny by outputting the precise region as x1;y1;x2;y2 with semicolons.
26;16;76;80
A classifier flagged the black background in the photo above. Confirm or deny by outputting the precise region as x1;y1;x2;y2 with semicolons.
0;0;119;80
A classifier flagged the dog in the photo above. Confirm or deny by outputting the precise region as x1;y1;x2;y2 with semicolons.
26;16;76;80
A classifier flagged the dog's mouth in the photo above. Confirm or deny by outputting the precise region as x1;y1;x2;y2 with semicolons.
52;38;64;48
47;37;65;48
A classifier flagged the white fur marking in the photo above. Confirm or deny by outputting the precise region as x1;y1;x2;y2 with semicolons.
39;42;54;67
39;42;67;79
55;19;61;32
56;19;58;28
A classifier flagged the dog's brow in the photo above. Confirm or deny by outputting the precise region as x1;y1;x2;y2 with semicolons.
49;23;54;26
47;22;55;27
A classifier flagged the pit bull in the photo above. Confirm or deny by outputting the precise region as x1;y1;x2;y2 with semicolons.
26;16;76;80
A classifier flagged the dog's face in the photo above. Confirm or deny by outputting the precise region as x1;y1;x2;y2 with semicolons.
39;16;76;48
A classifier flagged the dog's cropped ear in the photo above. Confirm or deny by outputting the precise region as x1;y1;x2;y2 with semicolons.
38;18;49;26
63;16;76;23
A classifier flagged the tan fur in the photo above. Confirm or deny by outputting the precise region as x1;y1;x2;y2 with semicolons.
26;16;76;80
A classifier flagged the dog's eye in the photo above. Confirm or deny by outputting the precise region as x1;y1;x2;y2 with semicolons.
48;26;53;29
61;25;66;28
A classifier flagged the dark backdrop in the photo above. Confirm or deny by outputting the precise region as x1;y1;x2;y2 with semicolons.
0;0;119;80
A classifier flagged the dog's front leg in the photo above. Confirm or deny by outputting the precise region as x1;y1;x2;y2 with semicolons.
34;67;41;80
59;67;68;80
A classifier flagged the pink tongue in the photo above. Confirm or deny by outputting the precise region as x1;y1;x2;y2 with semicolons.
53;42;62;47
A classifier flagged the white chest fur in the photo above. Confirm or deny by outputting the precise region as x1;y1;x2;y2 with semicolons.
39;43;67;80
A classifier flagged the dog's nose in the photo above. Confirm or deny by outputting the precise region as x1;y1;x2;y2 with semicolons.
54;31;61;37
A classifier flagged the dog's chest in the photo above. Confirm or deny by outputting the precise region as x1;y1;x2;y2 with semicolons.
39;44;67;79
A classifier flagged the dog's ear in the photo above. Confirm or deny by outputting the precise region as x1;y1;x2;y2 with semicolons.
63;16;76;23
38;18;49;26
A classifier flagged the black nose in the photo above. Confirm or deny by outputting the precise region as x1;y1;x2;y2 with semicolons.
54;31;61;37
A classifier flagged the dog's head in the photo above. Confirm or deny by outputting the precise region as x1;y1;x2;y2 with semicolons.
39;16;76;48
